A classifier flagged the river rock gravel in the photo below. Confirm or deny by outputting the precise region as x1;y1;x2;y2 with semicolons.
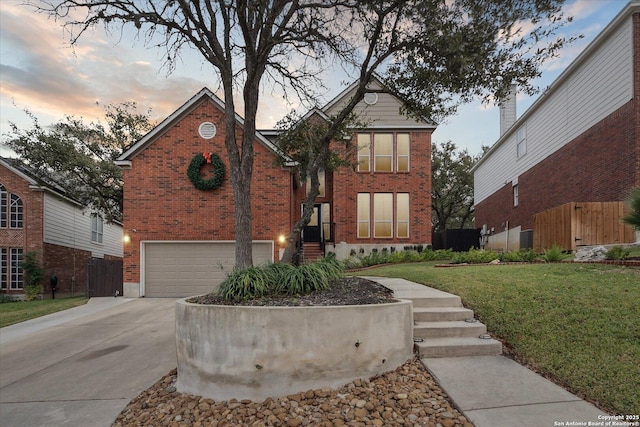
113;358;473;427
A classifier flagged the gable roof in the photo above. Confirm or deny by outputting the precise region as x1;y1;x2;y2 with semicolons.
321;74;437;129
116;87;293;166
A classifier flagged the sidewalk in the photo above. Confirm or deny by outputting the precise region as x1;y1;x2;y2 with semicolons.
374;277;608;427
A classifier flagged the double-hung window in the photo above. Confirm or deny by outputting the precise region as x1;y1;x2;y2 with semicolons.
91;215;104;243
9;248;23;289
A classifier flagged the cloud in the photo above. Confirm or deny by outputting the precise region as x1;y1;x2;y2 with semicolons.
0;3;207;132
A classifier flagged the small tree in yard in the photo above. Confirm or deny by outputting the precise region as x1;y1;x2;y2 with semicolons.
623;188;640;230
36;0;577;268
274;111;364;264
21;252;45;301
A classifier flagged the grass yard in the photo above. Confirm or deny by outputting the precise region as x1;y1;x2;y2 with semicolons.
351;262;640;415
0;296;88;328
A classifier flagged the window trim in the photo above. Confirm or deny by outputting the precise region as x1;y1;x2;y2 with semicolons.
357;134;371;172
396;133;410;172
357;193;370;238
513;184;519;207
373;193;393;238
9;248;23;290
396;193;410;238
373;134;394;172
0;184;7;228
9;194;23;229
91;214;104;244
1;248;7;289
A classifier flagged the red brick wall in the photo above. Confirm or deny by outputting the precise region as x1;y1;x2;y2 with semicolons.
122;98;292;283
476;99;638;233
332;131;432;245
0;165;44;294
42;242;91;293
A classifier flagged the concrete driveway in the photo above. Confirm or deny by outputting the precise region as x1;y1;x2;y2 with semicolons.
0;297;177;427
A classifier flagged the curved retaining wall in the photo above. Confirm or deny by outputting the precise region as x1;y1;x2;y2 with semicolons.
175;298;413;402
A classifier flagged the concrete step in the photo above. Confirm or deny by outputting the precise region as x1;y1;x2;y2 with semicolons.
413;307;475;322
413;320;487;339
397;294;462;308
414;336;503;358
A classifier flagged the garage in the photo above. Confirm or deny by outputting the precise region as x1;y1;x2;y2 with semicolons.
143;241;274;297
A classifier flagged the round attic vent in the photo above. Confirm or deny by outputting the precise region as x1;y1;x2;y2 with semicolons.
198;122;217;139
363;92;378;105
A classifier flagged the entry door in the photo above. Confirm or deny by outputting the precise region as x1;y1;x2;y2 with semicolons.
303;205;321;243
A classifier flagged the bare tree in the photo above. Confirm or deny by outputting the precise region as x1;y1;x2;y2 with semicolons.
34;0;576;267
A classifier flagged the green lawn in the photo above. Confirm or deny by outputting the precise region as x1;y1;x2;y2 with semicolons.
350;262;640;415
0;296;88;328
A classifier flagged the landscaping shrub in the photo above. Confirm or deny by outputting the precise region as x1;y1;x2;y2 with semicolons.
499;248;538;263
218;266;273;301
450;248;499;264
542;245;568;262
605;246;630;260
21;252;44;301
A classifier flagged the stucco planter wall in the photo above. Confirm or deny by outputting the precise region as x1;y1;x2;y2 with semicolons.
175;298;413;402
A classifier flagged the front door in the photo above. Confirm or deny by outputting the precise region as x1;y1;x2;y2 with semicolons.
303;205;321;243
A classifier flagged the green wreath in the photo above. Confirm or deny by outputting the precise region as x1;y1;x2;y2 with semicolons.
187;152;225;191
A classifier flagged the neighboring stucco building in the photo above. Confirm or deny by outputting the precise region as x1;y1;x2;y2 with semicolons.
473;1;640;251
116;79;435;298
0;158;123;297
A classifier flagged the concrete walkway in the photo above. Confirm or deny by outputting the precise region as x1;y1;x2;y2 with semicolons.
0;297;177;427
371;277;608;427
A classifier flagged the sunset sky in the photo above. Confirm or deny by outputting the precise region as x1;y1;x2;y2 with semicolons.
0;0;628;157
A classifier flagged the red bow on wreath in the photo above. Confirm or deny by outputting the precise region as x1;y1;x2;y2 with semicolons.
203;152;212;164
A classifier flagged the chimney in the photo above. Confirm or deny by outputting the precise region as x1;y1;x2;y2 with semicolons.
499;84;517;137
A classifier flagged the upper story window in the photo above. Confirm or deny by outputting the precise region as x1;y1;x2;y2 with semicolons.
0;184;7;228
91;214;104;243
374;134;393;172
1;184;24;229
9;194;23;228
397;134;410;172
517;125;527;158
357;134;371;172
357;132;410;173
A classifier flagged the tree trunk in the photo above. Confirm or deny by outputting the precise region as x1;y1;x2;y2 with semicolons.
281;154;324;264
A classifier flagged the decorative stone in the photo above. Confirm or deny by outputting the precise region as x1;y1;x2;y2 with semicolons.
574;245;607;261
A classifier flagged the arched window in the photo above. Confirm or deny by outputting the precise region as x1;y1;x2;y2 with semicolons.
10;194;23;228
0;184;6;228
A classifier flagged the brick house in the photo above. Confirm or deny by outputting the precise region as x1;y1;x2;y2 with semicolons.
0;158;123;298
473;1;640;251
116;79;435;298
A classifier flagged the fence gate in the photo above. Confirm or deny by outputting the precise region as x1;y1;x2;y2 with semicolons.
86;258;123;297
533;201;635;252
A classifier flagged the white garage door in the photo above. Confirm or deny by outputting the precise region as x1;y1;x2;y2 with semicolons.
143;241;273;297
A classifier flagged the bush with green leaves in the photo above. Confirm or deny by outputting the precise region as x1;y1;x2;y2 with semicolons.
218;255;344;301
21;251;44;301
623;187;640;230
542;245;569;262
217;266;273;301
605;246;630;260
450;248;499;264
499;248;538;263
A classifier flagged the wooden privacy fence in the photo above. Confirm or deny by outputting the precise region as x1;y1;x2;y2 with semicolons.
86;258;123;297
533;201;635;252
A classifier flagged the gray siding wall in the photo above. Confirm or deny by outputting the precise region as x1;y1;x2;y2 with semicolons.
475;16;633;205
43;193;123;258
